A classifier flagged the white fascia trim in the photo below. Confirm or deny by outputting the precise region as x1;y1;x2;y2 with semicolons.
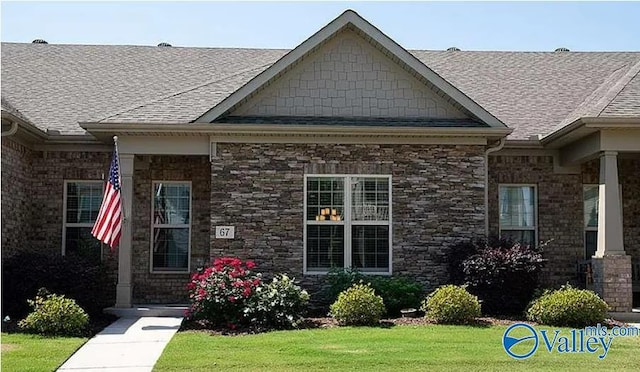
541;116;640;147
193;10;507;129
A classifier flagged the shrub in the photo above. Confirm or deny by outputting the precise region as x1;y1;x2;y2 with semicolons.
462;241;544;315
18;289;89;336
2;251;115;319
248;274;310;329
421;285;481;324
325;268;423;317
330;283;385;326
526;285;609;327
187;257;309;330
186;257;262;327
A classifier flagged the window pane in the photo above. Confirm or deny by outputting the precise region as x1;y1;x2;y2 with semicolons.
154;183;190;225
306;225;344;269
585;231;597;259
351;225;389;271
500;230;535;247
152;228;189;270
65;227;101;264
352;177;389;221
66;182;103;223
306;177;344;221
499;186;535;227
584;185;599;228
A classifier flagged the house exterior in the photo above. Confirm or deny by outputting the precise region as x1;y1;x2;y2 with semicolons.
2;10;639;311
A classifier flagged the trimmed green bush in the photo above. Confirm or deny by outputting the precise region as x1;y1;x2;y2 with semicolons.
330;283;385;326
421;285;481;324
18;289;89;336
526;285;609;327
325;268;424;316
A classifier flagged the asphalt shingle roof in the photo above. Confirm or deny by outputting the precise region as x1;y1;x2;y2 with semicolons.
2;42;639;139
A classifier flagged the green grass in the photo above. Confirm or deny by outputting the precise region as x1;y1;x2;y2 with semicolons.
155;324;640;371
1;332;87;372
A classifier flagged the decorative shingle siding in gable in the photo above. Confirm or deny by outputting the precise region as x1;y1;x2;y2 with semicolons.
230;29;468;120
1;138;34;253
208;143;485;299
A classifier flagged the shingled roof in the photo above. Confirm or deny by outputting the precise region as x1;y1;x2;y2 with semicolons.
2;42;639;139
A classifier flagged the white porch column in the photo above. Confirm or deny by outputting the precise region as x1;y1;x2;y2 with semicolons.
115;154;134;308
595;151;625;256
592;150;631;312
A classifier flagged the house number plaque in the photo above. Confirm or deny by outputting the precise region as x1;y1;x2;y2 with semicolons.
215;226;235;239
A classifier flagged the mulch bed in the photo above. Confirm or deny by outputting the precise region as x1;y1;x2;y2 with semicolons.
180;316;631;336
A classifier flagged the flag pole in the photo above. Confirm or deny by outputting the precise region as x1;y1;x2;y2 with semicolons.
113;135;125;222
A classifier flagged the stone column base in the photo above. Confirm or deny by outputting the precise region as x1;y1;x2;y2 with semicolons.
592;255;632;312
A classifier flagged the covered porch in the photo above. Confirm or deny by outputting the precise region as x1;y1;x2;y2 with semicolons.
546;120;640;312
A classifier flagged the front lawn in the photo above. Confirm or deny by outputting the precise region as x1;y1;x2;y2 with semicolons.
1;332;87;372
155;324;640;371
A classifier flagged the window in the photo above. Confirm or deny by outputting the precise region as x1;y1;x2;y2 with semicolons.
63;181;103;264
151;182;191;272
499;185;537;247
584;185;599;259
305;175;391;273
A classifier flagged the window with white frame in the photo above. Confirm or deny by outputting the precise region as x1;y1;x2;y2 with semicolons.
63;181;103;263
583;184;599;259
152;182;191;272
499;185;537;247
305;175;391;273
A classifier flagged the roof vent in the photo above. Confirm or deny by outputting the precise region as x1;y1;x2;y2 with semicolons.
157;42;172;47
554;47;570;52
32;39;48;44
446;47;461;51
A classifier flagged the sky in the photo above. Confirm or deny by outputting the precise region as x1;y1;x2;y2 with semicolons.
1;1;640;51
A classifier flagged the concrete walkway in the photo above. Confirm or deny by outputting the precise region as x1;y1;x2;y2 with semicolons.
58;316;183;372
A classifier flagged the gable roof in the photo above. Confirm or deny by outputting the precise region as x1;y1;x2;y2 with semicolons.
1;18;639;140
195;10;505;128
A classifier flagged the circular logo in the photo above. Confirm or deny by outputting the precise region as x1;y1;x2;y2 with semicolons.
502;323;539;360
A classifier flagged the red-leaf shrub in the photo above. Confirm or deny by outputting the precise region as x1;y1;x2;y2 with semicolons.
462;243;545;315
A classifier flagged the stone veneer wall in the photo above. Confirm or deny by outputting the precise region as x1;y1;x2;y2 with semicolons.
1;138;33;253
489;155;640;287
209;143;486;298
131;155;211;303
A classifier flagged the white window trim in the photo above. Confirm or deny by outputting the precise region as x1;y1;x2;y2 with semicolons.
303;174;393;275
150;181;192;274
583;184;623;259
61;180;104;257
498;183;538;247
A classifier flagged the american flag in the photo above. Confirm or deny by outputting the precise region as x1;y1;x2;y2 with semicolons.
91;147;122;249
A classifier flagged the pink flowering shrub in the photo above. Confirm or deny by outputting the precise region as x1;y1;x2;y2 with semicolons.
186;257;262;327
186;257;309;329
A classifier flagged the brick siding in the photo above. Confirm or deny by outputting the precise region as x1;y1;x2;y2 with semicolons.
1;138;33;253
130;155;211;303
489;155;640;287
